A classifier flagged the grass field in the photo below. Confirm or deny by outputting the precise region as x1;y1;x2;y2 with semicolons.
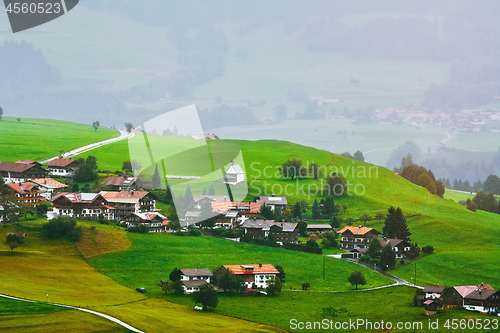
164;286;495;333
75;222;131;259
443;189;475;202
0;117;119;162
88;233;392;293
0;297;129;333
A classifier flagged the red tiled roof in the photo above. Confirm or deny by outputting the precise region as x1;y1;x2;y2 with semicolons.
211;202;262;214
46;159;77;167
99;191;150;203
50;192;102;204
337;226;379;236
454;285;495;298
224;264;279;275
30;178;68;189
4;182;41;194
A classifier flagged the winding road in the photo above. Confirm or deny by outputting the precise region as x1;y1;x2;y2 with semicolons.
40;129;135;164
0;293;145;333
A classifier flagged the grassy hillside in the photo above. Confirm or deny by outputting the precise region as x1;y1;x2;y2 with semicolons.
0;117;119;162
0;222;286;332
0;297;128;333
88;233;392;292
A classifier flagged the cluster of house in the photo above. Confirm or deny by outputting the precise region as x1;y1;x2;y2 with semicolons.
375;107;500;132
419;284;500;316
174;264;280;294
337;226;411;259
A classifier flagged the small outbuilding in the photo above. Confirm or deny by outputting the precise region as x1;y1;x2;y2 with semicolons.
424;299;438;316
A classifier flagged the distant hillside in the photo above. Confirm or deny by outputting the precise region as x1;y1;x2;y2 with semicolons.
0;117;119;162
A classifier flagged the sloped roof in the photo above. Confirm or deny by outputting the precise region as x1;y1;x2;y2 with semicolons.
99;191;150;203
211;202;262;214
225;164;244;174
379;238;405;248
30;178;68;189
193;195;231;203
453;285;495;298
182;280;209;287
241;219;275;230
46;159;78;167
224;264;279;275
127;212;168;221
465;289;499;300
337;226;379;236
256;196;288;205
423;285;446;293
180;268;213;277
4;182;41;194
102;176;139;186
16;160;42;166
0;162;44;173
307;224;332;230
423;300;436;305
50;192;101;203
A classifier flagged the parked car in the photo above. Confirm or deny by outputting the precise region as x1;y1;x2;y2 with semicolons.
136;287;147;293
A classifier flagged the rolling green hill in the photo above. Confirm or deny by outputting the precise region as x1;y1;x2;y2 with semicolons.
81;134;500;288
0;117;119;162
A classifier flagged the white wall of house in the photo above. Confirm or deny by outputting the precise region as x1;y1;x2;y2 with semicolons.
425;292;442;299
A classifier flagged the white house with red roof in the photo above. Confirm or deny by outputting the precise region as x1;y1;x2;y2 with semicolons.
224;264;280;289
337;226;380;250
453;284;500;313
50;192;115;220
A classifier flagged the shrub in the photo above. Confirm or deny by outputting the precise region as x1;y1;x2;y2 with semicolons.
126;225;150;234
41;216;82;241
422;245;434;254
302;282;310;290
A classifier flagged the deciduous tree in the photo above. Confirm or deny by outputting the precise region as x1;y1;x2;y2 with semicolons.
266;276;282;295
92;121;100;132
192;284;218;310
348;271;366;289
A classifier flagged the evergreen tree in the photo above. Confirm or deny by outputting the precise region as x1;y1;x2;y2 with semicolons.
380;243;396;270
322;196;337;216
383;206;411;241
183;185;195;210
259;204;274;220
208;185;216;195
152;164;161;189
292;202;302;219
366;238;382;258
329;215;340;228
312;198;321;219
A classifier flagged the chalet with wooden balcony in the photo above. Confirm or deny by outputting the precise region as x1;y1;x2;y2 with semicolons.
99;190;156;220
452;284;500;314
122;212;169;233
1;182;42;206
241;219;299;243
0;161;47;183
45;159;79;177
50;192;115;220
223;264;279;289
337;226;380;250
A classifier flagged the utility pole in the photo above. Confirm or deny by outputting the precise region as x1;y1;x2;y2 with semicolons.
322;255;325;280
414;262;417;286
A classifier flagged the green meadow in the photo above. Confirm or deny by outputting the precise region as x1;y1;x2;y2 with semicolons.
88;233;392;293
0;117;119;162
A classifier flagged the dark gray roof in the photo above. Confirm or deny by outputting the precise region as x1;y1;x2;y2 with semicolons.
182;280;209;287
241;219;275;230
180;268;213;277
256;196;288;206
424;286;446;293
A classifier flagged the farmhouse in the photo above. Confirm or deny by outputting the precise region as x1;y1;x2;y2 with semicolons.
241;219;299;243
453;284;499;313
423;285;447;299
0;161;47;183
1;182;42;206
179;268;213;294
50;192;115;220
255;195;288;212
223;163;245;185
223;264;279;289
45;159;79;177
337;226;380;250
379;238;411;259
29;178;68;199
122;212;169;232
463;288;500;313
99;191;156;220
102;176;142;190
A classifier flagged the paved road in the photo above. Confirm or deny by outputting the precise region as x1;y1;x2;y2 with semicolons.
40;130;134;164
0;293;145;333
